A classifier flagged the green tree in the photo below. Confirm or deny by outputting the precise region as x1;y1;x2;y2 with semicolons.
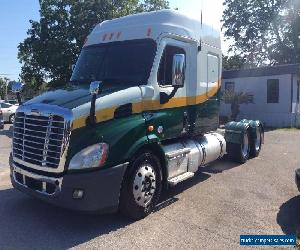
0;78;6;100
18;0;169;89
223;54;246;70
222;0;300;66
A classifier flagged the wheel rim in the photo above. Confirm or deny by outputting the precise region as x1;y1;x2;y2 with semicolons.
242;133;249;158
133;164;156;208
255;127;262;151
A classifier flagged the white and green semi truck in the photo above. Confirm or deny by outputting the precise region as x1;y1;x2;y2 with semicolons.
10;10;263;219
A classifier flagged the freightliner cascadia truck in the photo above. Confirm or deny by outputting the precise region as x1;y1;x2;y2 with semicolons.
10;10;264;219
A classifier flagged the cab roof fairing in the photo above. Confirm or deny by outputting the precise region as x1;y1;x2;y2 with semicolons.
84;10;221;49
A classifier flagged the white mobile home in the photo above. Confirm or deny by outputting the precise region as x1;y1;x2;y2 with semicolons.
220;64;300;128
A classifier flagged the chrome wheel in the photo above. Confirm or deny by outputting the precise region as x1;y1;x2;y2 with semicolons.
133;164;156;208
242;133;249;158
255;127;262;151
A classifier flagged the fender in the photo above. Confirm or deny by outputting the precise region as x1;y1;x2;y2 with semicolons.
225;120;264;145
67;114;148;170
224;121;250;144
241;119;265;144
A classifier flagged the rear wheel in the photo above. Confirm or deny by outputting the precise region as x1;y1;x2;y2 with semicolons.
9;114;15;124
119;151;162;220
250;126;263;157
227;130;251;164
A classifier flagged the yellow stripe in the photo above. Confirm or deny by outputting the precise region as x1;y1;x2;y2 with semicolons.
72;82;220;130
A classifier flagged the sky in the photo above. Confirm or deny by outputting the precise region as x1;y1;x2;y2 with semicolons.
0;0;226;81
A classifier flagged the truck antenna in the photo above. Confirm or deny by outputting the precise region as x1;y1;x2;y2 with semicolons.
201;9;203;27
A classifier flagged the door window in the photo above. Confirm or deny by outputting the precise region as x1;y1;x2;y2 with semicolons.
207;54;219;86
158;45;185;86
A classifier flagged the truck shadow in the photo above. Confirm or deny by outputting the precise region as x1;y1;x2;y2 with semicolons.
277;195;300;235
0;188;132;249
0;125;13;139
157;157;241;211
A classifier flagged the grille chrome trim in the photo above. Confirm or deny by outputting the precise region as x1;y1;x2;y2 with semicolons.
12;164;62;196
12;103;73;173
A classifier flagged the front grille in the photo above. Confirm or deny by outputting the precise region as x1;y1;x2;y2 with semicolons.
13;112;66;169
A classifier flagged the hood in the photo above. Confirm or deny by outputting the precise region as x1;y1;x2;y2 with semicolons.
25;84;133;110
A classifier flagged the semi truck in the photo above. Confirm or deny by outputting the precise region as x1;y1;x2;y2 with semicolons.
10;10;264;220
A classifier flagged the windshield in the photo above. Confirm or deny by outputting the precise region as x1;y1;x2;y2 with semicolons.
71;39;157;85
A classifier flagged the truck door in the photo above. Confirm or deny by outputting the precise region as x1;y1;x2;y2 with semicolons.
146;38;191;140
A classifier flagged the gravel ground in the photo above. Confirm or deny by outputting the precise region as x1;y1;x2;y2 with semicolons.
0;124;300;249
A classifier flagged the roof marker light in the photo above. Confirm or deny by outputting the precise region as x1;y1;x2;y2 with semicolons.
109;32;114;40
116;32;121;39
102;34;107;41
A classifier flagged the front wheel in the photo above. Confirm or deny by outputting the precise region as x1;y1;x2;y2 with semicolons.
119;151;162;220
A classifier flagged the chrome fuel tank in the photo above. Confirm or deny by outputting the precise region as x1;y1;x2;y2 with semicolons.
163;132;226;180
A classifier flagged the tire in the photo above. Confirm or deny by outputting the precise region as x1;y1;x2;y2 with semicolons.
119;150;162;220
250;125;263;158
9;114;15;124
227;130;251;164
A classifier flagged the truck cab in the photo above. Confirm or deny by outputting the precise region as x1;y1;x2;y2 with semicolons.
10;10;263;219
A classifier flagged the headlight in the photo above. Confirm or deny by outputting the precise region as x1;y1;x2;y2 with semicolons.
69;143;109;170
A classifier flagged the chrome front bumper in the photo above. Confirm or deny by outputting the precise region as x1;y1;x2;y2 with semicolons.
11;162;129;213
12;165;62;196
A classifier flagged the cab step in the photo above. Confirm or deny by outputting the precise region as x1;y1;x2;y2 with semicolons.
168;172;195;187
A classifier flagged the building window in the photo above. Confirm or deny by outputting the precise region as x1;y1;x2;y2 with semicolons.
267;79;279;103
158;45;185;86
225;82;235;92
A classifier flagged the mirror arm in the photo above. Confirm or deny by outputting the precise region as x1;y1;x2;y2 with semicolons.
168;86;179;99
88;93;97;125
87;81;102;126
160;86;180;104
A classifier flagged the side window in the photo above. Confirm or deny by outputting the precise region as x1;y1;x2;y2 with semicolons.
207;54;219;86
267;79;279;103
158;45;185;86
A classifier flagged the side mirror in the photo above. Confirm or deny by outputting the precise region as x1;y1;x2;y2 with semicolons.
89;81;101;95
88;81;103;125
172;54;186;87
12;82;24;105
